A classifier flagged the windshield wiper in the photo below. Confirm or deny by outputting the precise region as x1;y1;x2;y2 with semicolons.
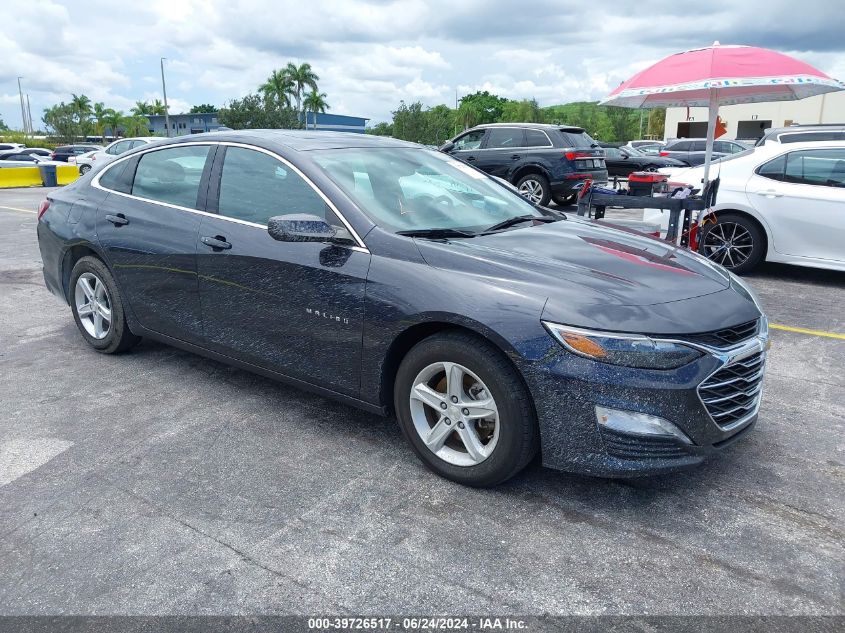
395;228;476;239
482;215;557;234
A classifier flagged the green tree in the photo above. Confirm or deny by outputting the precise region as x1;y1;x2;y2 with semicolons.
457;91;509;129
259;69;294;108
366;122;394;136
92;102;112;141
132;101;152;116
189;103;217;113
647;107;666;139
70;93;93;137
302;90;329;129
150;99;167;115
103;109;125;138
500;98;544;123
0;115;8;131
218;93;299;130
283;62;319;124
123;114;150;136
42;103;79;142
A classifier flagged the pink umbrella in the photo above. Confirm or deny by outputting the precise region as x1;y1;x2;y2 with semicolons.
600;42;845;202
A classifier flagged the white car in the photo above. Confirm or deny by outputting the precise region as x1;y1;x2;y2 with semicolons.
646;140;845;273
76;137;159;175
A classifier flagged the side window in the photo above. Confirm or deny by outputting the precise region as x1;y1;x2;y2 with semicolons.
691;141;707;151
453;130;485;151
486;128;525;149
106;142;123;155
217;147;329;225
670;141;690;151
604;147;622;159
756;155;786;181
524;129;552;147
784;149;845;187
713;141;729;153
132;145;210;208
99;157;138;193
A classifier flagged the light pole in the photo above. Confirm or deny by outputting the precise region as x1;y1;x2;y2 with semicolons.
17;77;27;136
160;58;171;137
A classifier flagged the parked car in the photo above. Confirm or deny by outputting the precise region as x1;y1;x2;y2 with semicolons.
0;147;51;159
51;145;101;163
599;144;685;177
628;140;666;149
440;123;607;206
76;137;159;174
0;151;46;163
37;131;768;486
755;124;845;146
660;138;751;166
645;140;845;273
0;143;25;152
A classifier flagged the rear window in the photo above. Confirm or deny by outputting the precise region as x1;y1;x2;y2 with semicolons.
667;140;690;151
524;129;552;147
558;129;595;149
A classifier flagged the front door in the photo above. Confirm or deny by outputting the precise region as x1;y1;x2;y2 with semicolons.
474;127;526;178
448;129;487;169
96;144;214;344
196;145;370;397
747;148;845;262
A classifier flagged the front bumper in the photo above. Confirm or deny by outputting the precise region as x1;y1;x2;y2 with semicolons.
519;328;768;477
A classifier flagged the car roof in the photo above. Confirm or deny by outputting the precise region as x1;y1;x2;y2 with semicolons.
142;129;422;151
473;122;586;133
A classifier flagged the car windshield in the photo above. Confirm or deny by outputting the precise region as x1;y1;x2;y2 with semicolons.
312;148;545;233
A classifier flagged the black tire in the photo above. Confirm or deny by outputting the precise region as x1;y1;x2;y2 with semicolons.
79;164;91;175
552;193;576;206
698;212;765;274
515;173;552;207
69;256;140;353
394;331;539;487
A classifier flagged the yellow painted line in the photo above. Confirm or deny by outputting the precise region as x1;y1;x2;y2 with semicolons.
770;323;845;340
0;204;36;214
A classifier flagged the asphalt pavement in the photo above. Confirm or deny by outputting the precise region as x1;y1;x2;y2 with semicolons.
0;187;842;616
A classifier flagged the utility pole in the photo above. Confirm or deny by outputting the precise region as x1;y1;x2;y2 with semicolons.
26;95;33;136
17;77;27;136
160;58;171;137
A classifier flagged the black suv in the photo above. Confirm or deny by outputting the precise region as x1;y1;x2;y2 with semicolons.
50;145;101;163
440;123;607;206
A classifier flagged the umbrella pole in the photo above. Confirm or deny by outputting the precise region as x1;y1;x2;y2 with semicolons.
698;88;719;226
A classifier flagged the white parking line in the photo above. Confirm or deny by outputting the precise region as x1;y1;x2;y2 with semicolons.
0;204;37;214
0;438;73;486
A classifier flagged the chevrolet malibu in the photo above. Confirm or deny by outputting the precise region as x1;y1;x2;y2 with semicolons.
36;131;769;486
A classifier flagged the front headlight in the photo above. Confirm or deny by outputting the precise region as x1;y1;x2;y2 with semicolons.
542;322;703;370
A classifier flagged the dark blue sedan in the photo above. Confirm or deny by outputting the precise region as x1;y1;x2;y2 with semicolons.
36;131;769;486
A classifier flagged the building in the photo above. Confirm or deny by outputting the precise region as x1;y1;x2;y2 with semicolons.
144;112;369;136
664;90;845;141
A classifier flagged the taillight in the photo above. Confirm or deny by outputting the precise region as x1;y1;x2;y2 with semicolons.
565;151;594;160
659;151;669;157
50;152;56;160
37;200;50;221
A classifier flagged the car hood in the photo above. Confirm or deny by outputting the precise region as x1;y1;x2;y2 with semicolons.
414;217;758;332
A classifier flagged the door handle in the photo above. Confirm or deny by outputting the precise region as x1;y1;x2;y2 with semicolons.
201;235;232;250
755;189;783;198
105;213;128;226
465;156;476;162
511;154;521;160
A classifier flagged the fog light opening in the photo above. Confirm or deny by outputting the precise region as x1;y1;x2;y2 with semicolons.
596;406;692;445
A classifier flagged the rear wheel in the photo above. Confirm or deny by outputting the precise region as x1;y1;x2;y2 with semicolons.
79;164;91;175
70;256;140;353
394;332;538;487
515;173;551;206
698;213;765;274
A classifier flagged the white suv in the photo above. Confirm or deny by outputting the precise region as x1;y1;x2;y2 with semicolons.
75;137;160;174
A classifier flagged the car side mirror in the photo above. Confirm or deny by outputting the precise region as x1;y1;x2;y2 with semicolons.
439;141;455;153
267;214;337;242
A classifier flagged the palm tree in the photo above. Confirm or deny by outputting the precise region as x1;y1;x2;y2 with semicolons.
103;110;124;139
283;62;319;125
132;101;152;116
70;93;92;139
303;90;329;129
259;69;294;108
123;114;150;136
92;102;111;142
151;99;167;115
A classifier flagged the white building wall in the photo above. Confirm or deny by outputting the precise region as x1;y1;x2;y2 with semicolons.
664;90;845;141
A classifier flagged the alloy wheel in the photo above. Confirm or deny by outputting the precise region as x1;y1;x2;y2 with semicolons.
409;361;500;467
518;179;544;204
701;221;754;269
74;272;112;339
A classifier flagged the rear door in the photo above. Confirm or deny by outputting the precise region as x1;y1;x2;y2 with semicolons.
474;127;525;177
746;148;845;262
196;144;370;396
95;143;215;344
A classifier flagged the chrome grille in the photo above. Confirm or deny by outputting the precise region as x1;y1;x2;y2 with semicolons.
685;319;759;348
699;351;765;429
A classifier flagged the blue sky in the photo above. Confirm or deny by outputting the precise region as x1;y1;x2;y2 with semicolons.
2;0;843;130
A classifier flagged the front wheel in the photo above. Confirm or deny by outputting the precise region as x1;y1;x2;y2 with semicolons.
552;193;577;206
394;332;538;487
698;213;765;274
515;173;551;206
